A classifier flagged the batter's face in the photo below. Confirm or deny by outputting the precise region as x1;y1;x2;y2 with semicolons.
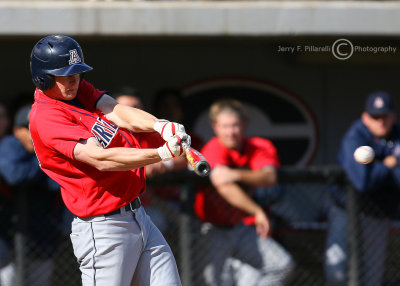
45;74;81;100
362;112;396;138
213;111;244;150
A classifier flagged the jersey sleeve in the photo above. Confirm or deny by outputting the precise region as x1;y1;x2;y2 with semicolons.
76;80;106;112
30;106;94;160
249;138;280;170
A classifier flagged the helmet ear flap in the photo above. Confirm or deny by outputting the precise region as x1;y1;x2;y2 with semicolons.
33;74;54;91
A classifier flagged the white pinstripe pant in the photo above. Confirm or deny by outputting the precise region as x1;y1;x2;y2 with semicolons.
70;206;181;286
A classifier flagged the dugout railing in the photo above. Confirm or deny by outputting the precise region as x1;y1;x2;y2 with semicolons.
3;165;400;285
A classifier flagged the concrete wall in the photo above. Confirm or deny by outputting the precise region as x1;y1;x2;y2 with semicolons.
1;1;400;36
2;36;400;165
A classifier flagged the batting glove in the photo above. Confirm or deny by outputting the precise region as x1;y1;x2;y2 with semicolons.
154;119;187;142
157;135;185;161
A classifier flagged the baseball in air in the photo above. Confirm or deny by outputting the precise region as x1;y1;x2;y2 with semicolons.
353;146;375;164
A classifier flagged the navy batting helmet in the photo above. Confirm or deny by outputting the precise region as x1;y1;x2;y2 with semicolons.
30;35;93;91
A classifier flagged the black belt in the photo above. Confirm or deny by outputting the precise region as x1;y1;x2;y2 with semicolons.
104;198;141;217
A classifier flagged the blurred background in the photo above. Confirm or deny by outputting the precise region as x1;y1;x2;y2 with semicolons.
1;0;400;285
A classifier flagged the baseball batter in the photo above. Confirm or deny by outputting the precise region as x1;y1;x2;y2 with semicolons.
28;35;189;286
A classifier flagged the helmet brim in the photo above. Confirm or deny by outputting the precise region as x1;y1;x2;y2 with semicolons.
48;63;93;76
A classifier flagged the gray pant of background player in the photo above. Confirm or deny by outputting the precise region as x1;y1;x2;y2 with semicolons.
201;223;295;286
70;206;182;286
325;203;389;286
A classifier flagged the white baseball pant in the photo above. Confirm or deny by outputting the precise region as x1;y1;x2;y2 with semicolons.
70;205;182;286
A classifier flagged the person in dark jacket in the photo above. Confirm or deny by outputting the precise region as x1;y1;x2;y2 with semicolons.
0;101;12;285
0;104;62;286
325;91;400;286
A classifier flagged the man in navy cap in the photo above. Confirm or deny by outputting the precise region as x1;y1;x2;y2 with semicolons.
325;91;400;286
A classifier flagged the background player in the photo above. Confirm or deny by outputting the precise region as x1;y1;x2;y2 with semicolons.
114;89;176;233
29;35;190;286
0;104;62;286
114;86;145;110
151;88;205;232
325;91;400;286
194;99;294;286
0;101;12;286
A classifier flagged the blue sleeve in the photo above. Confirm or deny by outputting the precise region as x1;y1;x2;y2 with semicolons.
388;124;400;188
0;137;44;186
339;125;390;192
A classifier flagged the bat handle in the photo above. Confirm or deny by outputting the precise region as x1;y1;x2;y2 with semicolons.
181;142;190;151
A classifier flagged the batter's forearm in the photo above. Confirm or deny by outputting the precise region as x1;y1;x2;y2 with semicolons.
93;147;162;171
97;94;157;132
74;138;162;171
112;104;157;132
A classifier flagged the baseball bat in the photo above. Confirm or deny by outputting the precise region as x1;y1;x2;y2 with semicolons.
181;142;210;177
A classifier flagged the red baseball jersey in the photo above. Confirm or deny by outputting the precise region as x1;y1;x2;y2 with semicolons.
194;136;280;227
29;80;146;217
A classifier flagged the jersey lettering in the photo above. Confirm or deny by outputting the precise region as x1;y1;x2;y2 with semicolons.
91;118;118;148
69;49;81;65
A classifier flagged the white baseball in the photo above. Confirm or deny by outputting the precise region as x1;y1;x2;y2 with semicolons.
353;146;375;164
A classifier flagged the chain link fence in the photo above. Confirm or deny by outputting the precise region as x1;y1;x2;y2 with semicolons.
1;166;400;285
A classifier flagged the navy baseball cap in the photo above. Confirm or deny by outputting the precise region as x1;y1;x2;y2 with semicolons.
364;91;394;116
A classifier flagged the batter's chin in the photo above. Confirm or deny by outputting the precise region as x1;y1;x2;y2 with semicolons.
63;92;78;100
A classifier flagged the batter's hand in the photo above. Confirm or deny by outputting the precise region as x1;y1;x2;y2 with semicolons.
154;119;191;145
157;135;185;161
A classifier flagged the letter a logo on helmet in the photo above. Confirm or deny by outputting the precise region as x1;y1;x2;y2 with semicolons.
69;49;82;65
